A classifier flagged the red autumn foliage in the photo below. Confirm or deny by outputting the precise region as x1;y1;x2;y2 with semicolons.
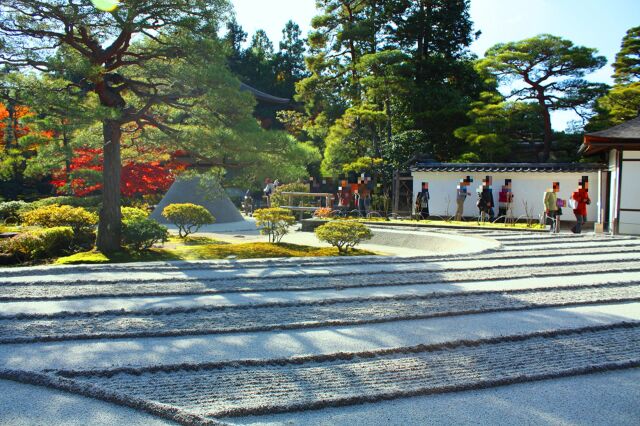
52;148;186;197
0;104;33;144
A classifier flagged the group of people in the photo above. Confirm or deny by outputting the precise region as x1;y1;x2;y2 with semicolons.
415;176;592;233
242;177;280;215
336;176;374;216
543;177;591;233
417;176;515;223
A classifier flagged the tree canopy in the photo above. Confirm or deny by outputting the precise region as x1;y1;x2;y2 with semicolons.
476;34;607;161
613;26;640;84
0;0;317;251
588;26;640;131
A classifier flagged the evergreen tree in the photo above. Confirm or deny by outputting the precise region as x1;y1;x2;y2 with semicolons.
613;26;640;84
274;21;308;98
0;0;317;252
588;26;640;130
476;34;607;161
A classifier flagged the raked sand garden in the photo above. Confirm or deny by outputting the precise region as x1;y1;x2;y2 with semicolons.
1;226;639;425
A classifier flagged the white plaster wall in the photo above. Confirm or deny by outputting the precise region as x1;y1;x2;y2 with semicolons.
620;156;640;234
623;151;640;160
609;150;619;229
412;171;600;221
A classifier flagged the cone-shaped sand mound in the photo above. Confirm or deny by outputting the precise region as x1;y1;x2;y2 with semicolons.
150;176;244;224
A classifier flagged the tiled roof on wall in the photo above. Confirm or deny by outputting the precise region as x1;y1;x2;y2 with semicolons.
411;163;606;173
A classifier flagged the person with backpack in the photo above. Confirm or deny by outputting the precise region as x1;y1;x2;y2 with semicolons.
477;176;494;222
570;176;591;234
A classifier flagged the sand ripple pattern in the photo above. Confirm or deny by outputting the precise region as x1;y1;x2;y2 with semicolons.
66;324;640;418
2;258;640;302
1;283;639;343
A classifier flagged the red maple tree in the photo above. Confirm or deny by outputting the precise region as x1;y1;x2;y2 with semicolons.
0;104;32;144
52;147;185;197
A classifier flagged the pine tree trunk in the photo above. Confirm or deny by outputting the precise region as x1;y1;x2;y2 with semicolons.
539;100;553;162
96;119;122;253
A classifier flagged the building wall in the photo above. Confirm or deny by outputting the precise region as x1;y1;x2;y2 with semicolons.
609;149;619;232
411;171;600;221
619;150;640;234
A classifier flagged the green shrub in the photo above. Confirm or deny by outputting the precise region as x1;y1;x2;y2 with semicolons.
315;221;373;253
253;207;296;243
21;204;98;235
121;206;149;222
122;218;169;251
269;182;309;207
162;203;215;238
29;196;102;211
0;200;28;223
0;226;74;262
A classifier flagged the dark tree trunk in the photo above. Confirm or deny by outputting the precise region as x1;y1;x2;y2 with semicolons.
537;93;553;162
62;127;72;195
96;119;122;253
4;102;15;148
385;98;392;149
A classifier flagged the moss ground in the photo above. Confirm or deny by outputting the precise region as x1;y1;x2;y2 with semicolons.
318;217;545;231
55;241;374;265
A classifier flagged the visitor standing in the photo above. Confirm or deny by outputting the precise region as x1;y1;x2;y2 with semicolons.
263;178;275;207
498;179;514;223
477;176;494;222
243;190;254;216
419;182;430;219
571;177;591;234
415;192;423;220
455;177;471;221
544;182;560;233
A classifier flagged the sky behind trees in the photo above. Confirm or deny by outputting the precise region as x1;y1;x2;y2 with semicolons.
232;0;640;130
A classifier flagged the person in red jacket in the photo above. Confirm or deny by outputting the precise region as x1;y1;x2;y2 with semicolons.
571;176;591;234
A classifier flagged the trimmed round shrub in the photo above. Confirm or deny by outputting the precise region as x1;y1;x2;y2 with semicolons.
0;226;74;262
121;206;149;222
315;221;373;253
0;200;28;223
21;204;98;234
253;207;296;243
122;218;169;251
162;203;215;238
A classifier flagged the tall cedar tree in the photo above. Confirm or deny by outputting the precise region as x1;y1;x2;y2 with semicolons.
0;0;231;252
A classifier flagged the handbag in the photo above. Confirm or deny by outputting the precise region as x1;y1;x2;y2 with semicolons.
568;198;578;210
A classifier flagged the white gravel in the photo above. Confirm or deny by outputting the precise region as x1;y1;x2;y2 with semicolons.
2;271;637;316
0;379;176;426
1;302;638;372
225;368;640;426
0;229;638;424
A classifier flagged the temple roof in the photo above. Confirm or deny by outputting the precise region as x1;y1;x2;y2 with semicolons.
581;116;640;154
239;82;290;105
411;162;605;173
